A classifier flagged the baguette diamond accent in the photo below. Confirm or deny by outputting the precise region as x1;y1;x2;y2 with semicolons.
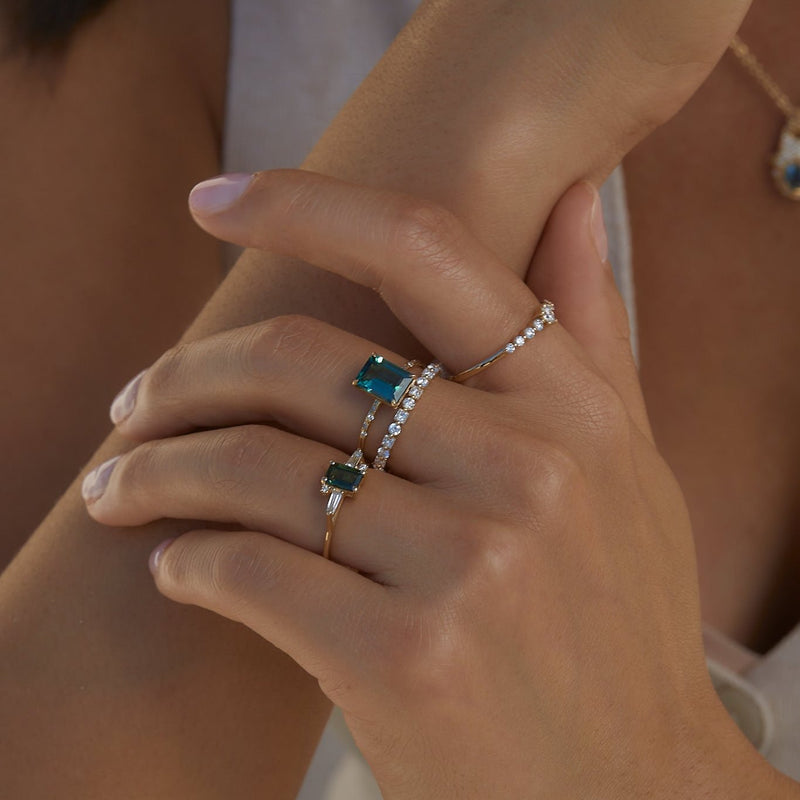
372;362;443;471
320;449;368;560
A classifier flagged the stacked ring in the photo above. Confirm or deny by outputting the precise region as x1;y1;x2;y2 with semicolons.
319;354;425;560
355;357;422;450
319;449;369;560
372;361;443;471
449;300;557;383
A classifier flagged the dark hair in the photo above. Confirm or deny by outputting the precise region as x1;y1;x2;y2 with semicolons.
2;0;114;55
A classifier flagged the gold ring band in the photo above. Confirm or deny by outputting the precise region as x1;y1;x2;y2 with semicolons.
320;449;368;560
449;301;557;383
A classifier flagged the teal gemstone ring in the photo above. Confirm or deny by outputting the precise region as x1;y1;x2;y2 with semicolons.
356;358;422;452
320;449;368;560
353;354;416;407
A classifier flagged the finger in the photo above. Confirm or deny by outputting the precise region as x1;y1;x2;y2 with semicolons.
527;182;653;440
111;316;492;482
151;530;390;693
188;169;566;391
84;423;467;579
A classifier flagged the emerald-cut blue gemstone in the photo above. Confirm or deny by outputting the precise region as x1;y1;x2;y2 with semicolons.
785;163;800;191
353;355;413;406
324;462;365;494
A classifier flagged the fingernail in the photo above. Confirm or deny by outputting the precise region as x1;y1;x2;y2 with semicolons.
110;370;145;426
589;184;609;263
81;455;121;504
189;173;254;215
149;538;177;575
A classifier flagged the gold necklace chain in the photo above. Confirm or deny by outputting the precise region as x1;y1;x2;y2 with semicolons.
729;35;799;123
728;34;800;200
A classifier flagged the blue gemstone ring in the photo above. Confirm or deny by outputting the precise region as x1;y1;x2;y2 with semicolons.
355;357;422;452
353;354;417;407
320;449;368;560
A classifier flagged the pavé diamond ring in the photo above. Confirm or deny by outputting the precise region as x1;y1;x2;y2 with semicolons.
372;361;443;471
449;300;557;384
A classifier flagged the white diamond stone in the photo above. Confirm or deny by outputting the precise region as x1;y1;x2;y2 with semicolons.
388;422;402;436
377;447;390;459
402;397;416;410
523;327;535;339
381;436;396;449
395;409;410;423
409;386;423;399
416;377;430;388
505;343;516;353
514;336;525;347
533;319;545;332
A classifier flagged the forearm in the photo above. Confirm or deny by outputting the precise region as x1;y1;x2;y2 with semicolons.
0;2;749;798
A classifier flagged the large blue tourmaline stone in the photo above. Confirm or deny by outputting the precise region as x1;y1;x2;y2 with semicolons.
354;355;413;406
785;163;800;191
324;462;365;494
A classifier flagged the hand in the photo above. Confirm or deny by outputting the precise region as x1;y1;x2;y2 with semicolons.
84;170;779;799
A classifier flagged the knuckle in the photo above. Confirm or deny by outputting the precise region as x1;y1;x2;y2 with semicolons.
394;200;464;264
115;441;162;495
203;425;276;493
375;603;470;702
553;364;631;446
526;438;587;519
158;534;282;621
241;315;323;378
572;377;630;444
144;343;194;405
451;518;532;598
207;536;279;611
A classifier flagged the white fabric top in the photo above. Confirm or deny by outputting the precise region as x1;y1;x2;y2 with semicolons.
222;2;800;796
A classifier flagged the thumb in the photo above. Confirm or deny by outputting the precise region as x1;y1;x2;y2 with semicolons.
528;182;653;442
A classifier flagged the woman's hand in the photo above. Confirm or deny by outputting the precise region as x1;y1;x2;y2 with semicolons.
83;171;782;799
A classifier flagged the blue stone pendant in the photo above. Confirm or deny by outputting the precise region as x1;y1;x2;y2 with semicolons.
772;119;800;201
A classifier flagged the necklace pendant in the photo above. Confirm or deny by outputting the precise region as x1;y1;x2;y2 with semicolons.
772;118;800;200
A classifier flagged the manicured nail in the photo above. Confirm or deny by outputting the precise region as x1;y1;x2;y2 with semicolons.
149;538;177;575
189;173;254;215
81;455;121;504
589;185;609;263
110;370;145;426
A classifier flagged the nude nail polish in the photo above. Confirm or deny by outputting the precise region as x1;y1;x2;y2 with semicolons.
110;371;145;425
149;538;176;575
189;173;254;215
81;456;121;504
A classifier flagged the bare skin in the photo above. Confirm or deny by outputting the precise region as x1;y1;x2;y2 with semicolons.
627;0;800;653
0;0;228;569
0;0;779;796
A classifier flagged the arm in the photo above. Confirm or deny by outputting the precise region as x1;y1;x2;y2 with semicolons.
0;0;227;568
0;1;752;797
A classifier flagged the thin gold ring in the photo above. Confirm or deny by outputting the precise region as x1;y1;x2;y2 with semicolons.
449;301;557;383
320;449;368;560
